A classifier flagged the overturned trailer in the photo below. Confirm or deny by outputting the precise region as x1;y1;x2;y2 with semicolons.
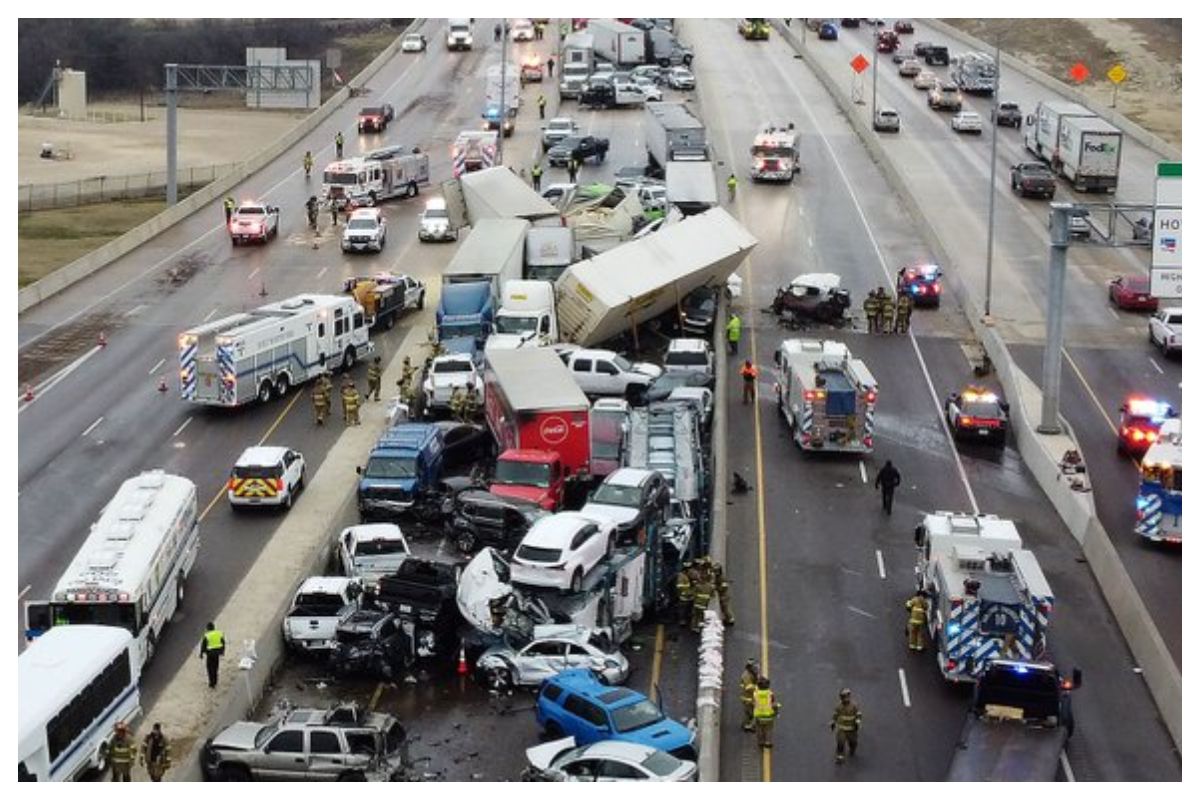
442;166;560;229
555;207;757;348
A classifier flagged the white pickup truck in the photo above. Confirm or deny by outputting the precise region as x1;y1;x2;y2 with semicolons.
423;354;484;411
282;577;362;654
1149;307;1182;356
337;524;411;592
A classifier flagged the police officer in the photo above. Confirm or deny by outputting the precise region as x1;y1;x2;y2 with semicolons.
223;195;235;224
726;312;742;355
531;162;543;192
335;130;345;159
674;563;694;627
879;291;896;335
895;290;913;334
713;560;734;626
109;722;134;781
691;561;714;632
303;150;314;178
739;659;760;731
537;93;547;120
199;621;226;689
367;356;383;402
141;722;172;782
863;289;880;334
831;688;862;764
312;381;329;425
344;382;362;426
753;677;780;748
906;591;928;651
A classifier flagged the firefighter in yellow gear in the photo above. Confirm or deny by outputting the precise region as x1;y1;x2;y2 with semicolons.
739;659;760;731
342;379;362;426
831;688;862;763
713;561;734;626
674;564;694;627
312;382;330;425
873;286;887;333
690;563;714;631
905;591;928;651
448;386;465;421
753;677;780;748
879;292;895;335
895;291;914;333
141;722;172;782
367;356;383;401
109;722;134;781
461;389;478;421
863;290;880;333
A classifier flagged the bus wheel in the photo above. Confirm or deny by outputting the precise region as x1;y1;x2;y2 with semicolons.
176;575;186;610
408;182;419;198
342;347;357;371
257;381;274;404
146;631;158;662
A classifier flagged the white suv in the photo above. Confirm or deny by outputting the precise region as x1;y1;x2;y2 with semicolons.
663;338;714;384
342;208;387;253
228;446;305;510
563;348;663;399
511;512;617;592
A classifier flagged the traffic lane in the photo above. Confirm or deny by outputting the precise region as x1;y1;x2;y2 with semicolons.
1010;343;1182;665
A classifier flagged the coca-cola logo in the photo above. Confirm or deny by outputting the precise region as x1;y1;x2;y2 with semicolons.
540;416;569;444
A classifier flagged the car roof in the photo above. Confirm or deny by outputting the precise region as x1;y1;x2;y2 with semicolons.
297;576;355;594
604;467;657;487
667;338;710;353
524;512;598;546
349;208;382;220
343;523;405;542
235;446;290;467
578;740;659;760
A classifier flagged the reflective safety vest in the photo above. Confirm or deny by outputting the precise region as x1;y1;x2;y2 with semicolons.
367;364;382;382
906;597;927;625
110;736;134;764
675;572;693;600
726;316;742;342
741;364;758;381
223;197;235;211
335;132;344;144
204;629;226;652
531;164;543;178
833;702;861;731
740;671;757;702
863;295;880;313
753;688;777;719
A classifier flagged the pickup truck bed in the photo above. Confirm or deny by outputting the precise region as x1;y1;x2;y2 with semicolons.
947;713;1067;781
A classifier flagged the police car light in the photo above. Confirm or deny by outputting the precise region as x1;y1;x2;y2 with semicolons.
1126;397;1172;420
947;622;961;636
1013;663;1028;674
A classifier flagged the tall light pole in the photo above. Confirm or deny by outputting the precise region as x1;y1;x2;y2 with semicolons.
871;29;879;122
1039;203;1072;434
496;19;508;166
983;44;1002;317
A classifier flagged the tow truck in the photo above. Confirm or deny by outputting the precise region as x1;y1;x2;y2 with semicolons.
944;387;1009;444
1135;418;1182;543
896;263;943;307
1117;396;1177;457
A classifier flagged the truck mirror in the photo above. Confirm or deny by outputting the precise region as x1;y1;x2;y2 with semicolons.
1070;668;1082;689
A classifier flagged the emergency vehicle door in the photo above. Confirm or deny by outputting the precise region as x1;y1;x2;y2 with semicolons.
315;319;329;367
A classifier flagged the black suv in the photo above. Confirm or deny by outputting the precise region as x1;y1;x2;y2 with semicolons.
547;135;610;167
924;45;950;66
446;490;548;554
992;101;1022;128
332;609;407;679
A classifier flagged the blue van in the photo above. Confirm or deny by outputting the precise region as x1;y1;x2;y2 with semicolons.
357;423;445;521
536;669;696;761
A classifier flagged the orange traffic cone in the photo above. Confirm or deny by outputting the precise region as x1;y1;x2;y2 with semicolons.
157;376;169;393
97;331;107;348
456;645;469;676
22;384;34;402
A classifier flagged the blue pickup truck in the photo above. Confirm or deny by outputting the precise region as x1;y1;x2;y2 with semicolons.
357;424;445;521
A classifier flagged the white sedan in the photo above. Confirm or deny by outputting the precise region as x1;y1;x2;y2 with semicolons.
511;512;616;591
951;111;984;134
913;70;937;90
477;625;630;687
632;75;663;101
525;738;696;782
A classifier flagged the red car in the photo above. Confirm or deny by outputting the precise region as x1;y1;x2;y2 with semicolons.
1108;274;1159;312
1118;396;1176;457
877;30;900;52
894;20;915;34
896;264;943;307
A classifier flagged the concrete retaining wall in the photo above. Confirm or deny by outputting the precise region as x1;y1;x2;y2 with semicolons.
777;21;1181;750
923;18;1182;161
18;21;422;315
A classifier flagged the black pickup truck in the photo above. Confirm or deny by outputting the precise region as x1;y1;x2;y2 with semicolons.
947;660;1080;781
1010;162;1057;199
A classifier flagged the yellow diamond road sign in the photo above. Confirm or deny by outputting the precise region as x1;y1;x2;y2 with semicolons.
1108;64;1127;84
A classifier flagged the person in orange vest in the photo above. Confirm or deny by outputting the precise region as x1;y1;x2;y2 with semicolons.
740;359;759;405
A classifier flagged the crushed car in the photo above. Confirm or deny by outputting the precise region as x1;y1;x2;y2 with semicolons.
770;272;852;327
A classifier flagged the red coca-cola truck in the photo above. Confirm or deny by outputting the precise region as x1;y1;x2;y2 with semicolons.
484;349;591;509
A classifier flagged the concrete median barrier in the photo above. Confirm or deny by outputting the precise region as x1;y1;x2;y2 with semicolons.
18;20;423;315
921;18;1182;162
777;20;1181;751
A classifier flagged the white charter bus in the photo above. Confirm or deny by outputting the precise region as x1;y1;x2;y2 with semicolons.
24;470;200;670
18;626;141;781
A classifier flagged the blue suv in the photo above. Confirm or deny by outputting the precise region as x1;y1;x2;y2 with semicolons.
536;669;696;761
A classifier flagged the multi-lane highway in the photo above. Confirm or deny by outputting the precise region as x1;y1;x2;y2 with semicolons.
17;17;1180;781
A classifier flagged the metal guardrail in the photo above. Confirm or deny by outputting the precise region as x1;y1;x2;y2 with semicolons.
18;163;241;211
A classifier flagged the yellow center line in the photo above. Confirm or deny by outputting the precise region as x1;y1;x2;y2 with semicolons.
197;389;305;522
649;623;665;696
368;681;386;711
1061;348;1142;468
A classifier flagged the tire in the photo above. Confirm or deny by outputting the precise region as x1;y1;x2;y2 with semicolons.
417;290;426;310
175;575;186;610
283;491;293;511
408;182;419;198
343;347;357;372
274;373;290;398
544;721;565;740
338;771;367;782
95;740;111;778
219;763;252;782
384;312;395;330
570;569;583;593
455;528;478;554
1160;339;1170;357
257;381;274;404
145;630;158;662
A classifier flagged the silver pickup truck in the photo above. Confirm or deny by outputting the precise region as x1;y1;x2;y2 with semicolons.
281;576;362;654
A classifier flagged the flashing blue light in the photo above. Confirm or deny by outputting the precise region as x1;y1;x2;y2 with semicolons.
1013;664;1028;674
947;622;961;636
1136;495;1151;511
910;285;920;295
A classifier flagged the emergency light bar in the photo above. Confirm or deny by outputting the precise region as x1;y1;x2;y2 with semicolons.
1126;397;1172;420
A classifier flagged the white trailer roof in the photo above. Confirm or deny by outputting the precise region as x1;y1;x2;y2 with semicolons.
444;218;531;278
184;294;348;340
53;471;197;599
460;166;559;222
485;348;589;412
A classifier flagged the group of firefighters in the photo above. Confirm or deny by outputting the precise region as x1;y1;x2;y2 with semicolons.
673;555;734;631
738;660;863;762
106;721;172;782
310;357;385;426
862;287;914;334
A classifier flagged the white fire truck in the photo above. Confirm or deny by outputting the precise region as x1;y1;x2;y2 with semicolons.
179;294;373;407
451;130;499;178
914;511;1054;682
774;338;877;452
749;126;799;182
322;145;430;209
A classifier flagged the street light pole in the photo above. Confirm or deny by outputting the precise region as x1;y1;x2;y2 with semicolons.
1039;203;1071;434
496;21;507;166
983;43;1001;317
871;31;878;122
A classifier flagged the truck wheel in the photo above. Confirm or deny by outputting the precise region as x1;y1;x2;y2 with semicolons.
408;182;419;198
343;347;357;372
417;290;426;310
175;575;186;611
455;529;478;554
274;374;290;397
384;312;395;330
257;381;274;404
368;191;378;207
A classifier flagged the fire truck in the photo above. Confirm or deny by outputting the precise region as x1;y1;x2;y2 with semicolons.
774;338;877;453
749;126;799;182
914;512;1054;682
451;130;500;178
322;145;430;209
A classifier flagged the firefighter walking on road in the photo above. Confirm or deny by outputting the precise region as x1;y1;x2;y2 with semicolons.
863;289;880;333
726;312;742;354
831;688;862;764
905;590;928;651
753;677;780;748
109;722;134;781
713;560;734;626
690;560;714;632
311;380;330;425
739;659;760;731
343;380;362;426
223;196;235;225
367;356;383;401
335;130;344;159
875;459;902;515
740;359;759;405
141;723;172;782
895;291;913;333
879;292;896;335
537;93;547;120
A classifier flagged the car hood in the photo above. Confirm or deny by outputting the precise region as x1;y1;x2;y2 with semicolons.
486;332;539;351
211;721;265;751
629;719;694;751
491;482;554;508
632;362;664;379
456;547;512;634
526;737;577;771
580;502;639;528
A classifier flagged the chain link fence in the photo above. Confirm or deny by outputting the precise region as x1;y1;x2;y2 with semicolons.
18;162;241;211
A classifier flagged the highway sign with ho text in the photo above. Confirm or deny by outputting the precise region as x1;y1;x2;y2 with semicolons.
1151;162;1181;298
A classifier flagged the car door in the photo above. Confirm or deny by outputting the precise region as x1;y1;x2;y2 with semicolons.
520;639;570;683
594;358;621;394
284;450;303;492
598;758;649;781
306;730;349;779
564;641;598;672
562;695;611;744
259;729;307;779
571;356;596;393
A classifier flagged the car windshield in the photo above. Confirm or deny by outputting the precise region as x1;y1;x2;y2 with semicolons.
684;295;715;315
592;483;642;507
433;360;472;374
1126;276;1150;292
423;207;448;220
325;172;359;186
291;592;345;613
642;750;683;776
666;350;708;366
361;108;382;116
494;315;539;334
441;322;487;339
254;724;279;750
364;456;416;479
354;539;408;556
237;207;265;216
610;699;665;733
962;400;1003;418
516;544;562;563
348;218;377;230
49;602;137;633
405;35;421;43
558;137;584;150
611;355;634;372
494;460;552;488
752;145;795;158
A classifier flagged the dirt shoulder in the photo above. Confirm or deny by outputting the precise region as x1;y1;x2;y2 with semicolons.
943;18;1181;147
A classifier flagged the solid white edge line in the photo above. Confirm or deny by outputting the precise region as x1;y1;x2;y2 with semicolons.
770;56;980;514
876;549;887;580
317;266;329;279
1148;357;1164;374
17;345;102;413
1060;752;1076;782
203;307;219;322
18;585;31;600
123;303;146;317
247;267;261;281
81;416;104;437
897;668;912;707
173;416;193;438
148;357;166;375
